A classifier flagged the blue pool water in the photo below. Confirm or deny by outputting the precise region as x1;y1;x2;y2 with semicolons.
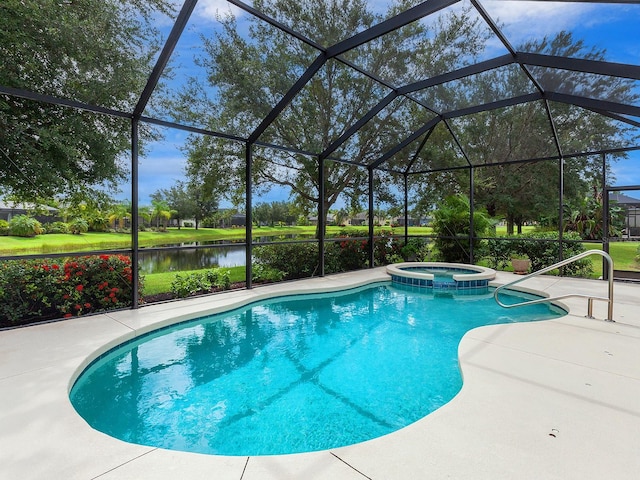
70;282;565;456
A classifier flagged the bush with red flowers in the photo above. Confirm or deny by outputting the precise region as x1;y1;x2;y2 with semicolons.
0;255;143;327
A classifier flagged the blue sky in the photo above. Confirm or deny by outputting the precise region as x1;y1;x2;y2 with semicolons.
130;0;640;207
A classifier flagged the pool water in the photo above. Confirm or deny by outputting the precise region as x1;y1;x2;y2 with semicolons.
70;282;565;456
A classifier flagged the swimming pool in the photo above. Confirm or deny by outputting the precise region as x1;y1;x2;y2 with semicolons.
70;282;565;456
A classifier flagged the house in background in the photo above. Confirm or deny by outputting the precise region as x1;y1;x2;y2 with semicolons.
609;192;640;237
391;216;432;227
307;214;335;226
0;201;59;224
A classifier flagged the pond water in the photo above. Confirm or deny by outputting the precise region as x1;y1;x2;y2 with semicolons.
138;235;316;274
138;245;246;274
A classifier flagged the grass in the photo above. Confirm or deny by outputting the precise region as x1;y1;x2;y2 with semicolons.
607;242;640;271
574;243;639;278
0;226;434;255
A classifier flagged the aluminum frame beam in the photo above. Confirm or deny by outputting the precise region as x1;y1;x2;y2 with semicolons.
518;52;640;81
369;117;441;169
326;0;459;58
0;85;132;119
441;93;542;119
133;0;197;118
545;92;640;118
247;0;458;145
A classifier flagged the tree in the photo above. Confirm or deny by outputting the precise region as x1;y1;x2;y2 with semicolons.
155;182;195;230
0;0;173;202
188;182;219;230
108;200;132;231
182;0;486;236
149;198;172;230
252;202;271;227
458;33;639;234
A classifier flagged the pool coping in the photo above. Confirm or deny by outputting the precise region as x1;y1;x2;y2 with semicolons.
386;261;496;282
2;268;640;479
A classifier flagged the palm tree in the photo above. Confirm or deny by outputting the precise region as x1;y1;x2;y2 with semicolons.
150;199;172;231
108;200;132;231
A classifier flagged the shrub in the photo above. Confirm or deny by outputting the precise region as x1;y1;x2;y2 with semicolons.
485;232;592;277
170;268;232;298
203;268;231;290
514;231;592;276
0;219;8;235
431;195;490;263
253;243;319;279
0;259;61;322
86;213;109;232
69;218;89;234
373;228;404;266
252;264;285;283
253;231;408;279
0;254;142;326
399;237;430;261
171;272;211;298
8;214;43;237
44;221;70;234
325;237;369;273
485;238;515;270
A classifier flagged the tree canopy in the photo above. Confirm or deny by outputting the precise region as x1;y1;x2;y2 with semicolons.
182;0;486;227
0;0;174;202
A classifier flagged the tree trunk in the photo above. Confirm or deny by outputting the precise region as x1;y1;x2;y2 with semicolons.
506;214;514;236
315;199;335;239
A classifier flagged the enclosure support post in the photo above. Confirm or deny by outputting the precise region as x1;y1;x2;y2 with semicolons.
558;157;565;266
368;167;375;268
245;142;253;289
602;153;610;281
318;157;325;276
404;173;409;245
469;166;475;264
131;119;140;309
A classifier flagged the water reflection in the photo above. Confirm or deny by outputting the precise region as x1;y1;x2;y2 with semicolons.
138;245;246;274
138;235;316;274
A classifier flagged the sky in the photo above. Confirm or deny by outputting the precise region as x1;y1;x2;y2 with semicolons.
128;0;640;207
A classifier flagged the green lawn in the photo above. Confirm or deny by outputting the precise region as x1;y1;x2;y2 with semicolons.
578;242;639;278
0;225;433;255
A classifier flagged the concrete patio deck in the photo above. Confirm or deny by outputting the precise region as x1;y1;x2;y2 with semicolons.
1;269;639;479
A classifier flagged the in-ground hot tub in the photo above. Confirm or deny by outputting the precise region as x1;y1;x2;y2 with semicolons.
386;262;496;290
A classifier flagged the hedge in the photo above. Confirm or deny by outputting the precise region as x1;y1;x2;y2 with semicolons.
485;231;593;276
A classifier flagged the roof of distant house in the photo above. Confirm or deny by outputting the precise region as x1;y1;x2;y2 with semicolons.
609;192;640;205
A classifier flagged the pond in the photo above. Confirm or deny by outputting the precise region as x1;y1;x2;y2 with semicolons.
138;235;317;274
138;244;246;274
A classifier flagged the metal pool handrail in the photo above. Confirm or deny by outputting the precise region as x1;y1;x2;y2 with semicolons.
493;249;614;322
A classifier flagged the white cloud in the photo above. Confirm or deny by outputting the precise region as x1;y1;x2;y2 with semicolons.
481;0;598;40
611;153;640;187
195;0;244;21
